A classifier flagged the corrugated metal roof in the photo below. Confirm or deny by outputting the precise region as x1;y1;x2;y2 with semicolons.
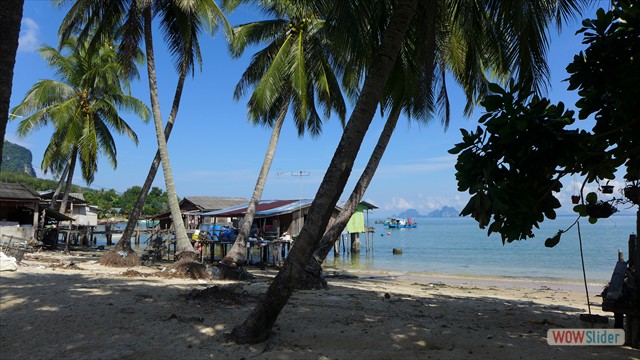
0;182;40;200
336;200;379;210
201;199;313;218
258;200;314;217
182;196;248;211
359;201;378;210
70;192;85;201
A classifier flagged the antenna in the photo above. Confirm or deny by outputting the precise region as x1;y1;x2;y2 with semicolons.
290;172;310;199
277;171;310;235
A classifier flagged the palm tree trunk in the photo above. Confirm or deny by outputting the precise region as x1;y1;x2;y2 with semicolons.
142;7;194;260
221;104;289;271
298;107;400;289
230;0;418;344
0;0;24;169
114;56;189;253
59;147;78;214
49;162;70;209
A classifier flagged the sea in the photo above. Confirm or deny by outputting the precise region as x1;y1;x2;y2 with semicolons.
325;215;638;284
93;215;638;284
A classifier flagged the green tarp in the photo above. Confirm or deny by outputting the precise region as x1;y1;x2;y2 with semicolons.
346;205;365;233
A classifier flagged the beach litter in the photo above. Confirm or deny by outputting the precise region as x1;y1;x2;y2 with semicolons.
0;252;18;271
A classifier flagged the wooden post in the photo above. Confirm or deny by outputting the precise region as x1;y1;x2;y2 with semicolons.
628;230;639;348
64;230;70;253
350;233;361;253
105;223;112;246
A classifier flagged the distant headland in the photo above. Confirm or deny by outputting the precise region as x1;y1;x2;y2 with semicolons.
397;206;459;218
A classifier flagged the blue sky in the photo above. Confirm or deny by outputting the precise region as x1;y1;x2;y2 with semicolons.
8;1;619;218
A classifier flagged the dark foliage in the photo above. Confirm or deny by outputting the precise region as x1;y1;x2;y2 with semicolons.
451;0;639;244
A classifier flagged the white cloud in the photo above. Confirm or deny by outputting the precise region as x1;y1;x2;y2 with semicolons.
384;197;415;211
380;194;470;216
18;18;40;53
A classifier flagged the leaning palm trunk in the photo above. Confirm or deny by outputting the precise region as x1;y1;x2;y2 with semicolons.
0;0;25;168
229;0;418;344
142;7;194;260
59;147;78;214
60;147;77;253
220;104;288;276
298;107;400;289
113;60;189;255
49;163;69;209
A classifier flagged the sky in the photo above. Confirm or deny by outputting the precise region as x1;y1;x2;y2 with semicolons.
7;0;624;218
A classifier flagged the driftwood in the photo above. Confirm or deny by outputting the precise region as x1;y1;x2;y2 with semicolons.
0;234;34;263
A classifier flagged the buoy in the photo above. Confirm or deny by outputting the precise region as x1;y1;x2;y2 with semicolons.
387;232;391;236
392;248;402;255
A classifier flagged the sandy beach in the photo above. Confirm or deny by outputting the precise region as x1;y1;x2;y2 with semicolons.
1;249;638;360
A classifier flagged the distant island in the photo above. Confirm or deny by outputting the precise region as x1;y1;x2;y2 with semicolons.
396;206;459;219
2;141;36;177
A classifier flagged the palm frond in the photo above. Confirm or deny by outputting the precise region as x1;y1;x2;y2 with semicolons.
13;33;147;185
229;20;289;58
248;33;294;115
233;41;281;99
11;80;75;118
93;115;119;169
116;0;145;78
291;29;308;124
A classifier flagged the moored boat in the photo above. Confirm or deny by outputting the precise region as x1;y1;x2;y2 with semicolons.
383;217;417;228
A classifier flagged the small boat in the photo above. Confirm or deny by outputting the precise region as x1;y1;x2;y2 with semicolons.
383;217;417;228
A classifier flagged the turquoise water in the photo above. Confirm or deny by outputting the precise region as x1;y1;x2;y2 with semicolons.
91;215;638;283
92;222;154;247
326;215;638;283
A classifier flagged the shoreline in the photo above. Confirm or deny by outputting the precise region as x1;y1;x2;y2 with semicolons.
322;264;611;293
91;239;617;287
1;250;638;359
85;244;614;292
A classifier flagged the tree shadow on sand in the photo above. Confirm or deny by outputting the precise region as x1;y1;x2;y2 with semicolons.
1;265;637;360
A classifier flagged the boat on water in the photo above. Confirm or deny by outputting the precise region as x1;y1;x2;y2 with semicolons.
383;217;417;228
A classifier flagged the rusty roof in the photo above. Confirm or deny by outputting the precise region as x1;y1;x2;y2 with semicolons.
181;196;248;211
0;182;41;201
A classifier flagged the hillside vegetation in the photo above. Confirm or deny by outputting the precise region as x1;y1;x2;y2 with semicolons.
1;141;36;176
1;172;169;218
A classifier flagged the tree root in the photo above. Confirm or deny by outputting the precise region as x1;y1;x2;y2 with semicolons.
227;322;272;345
98;250;141;267
159;258;208;280
295;268;328;290
216;263;254;281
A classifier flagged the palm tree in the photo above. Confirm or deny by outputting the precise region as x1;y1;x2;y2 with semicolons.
0;0;25;170
58;0;231;261
11;37;149;213
299;0;559;286
48;163;69;209
230;0;587;343
230;0;419;343
298;106;401;289
219;0;347;274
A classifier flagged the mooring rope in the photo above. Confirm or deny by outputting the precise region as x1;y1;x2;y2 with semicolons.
577;220;591;315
